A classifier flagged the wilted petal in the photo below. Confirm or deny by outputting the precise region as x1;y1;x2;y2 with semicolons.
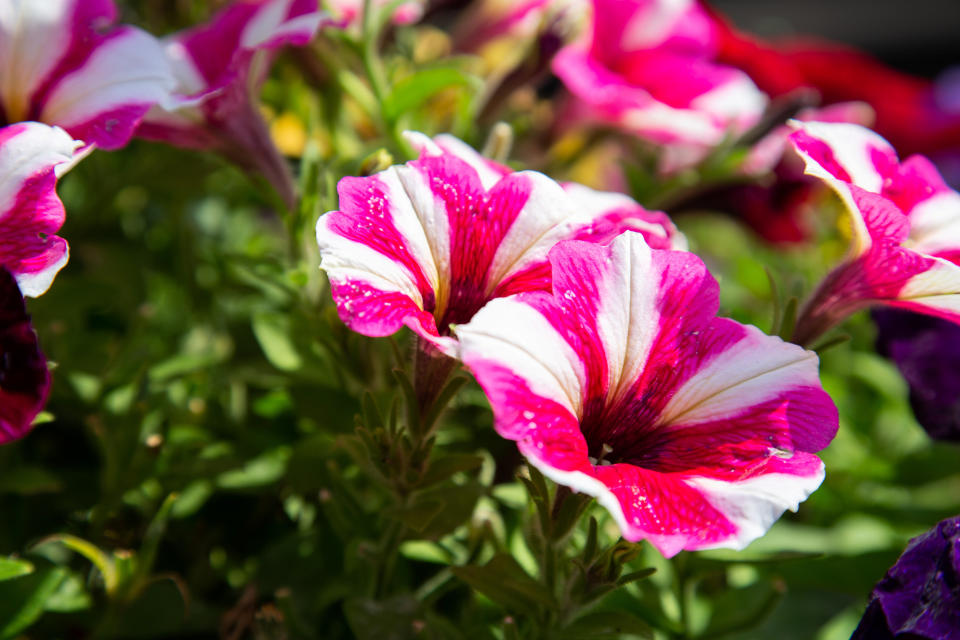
0;267;50;444
0;122;79;297
0;0;176;150
852;515;960;639
457;232;837;556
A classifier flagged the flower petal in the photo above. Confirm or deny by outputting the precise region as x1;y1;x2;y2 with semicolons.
458;232;837;555
0;122;78;296
0;267;50;444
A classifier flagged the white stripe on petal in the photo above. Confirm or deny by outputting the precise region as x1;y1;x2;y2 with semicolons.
390;165;450;310
316;216;426;308
685;463;825;551
0;0;73;122
487;171;580;287
897;258;960;315
0;123;78;221
658;325;821;427
907;191;960;255
40;27;176;128
597;233;661;405
455;296;585;415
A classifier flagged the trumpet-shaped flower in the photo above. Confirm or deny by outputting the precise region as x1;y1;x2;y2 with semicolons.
0;122;79;297
552;0;767;172
317;133;684;356
0;267;49;444
788;121;960;345
137;0;331;209
0;0;177;150
456;232;838;557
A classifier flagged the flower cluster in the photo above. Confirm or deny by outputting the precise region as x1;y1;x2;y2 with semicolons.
317;133;840;555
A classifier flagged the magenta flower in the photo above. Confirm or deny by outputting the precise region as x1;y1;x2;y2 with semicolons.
137;0;331;209
0;121;78;443
0;267;49;444
788;121;960;345
0;0;177;150
317;132;684;356
456;232;838;557
0;122;79;297
552;0;767;172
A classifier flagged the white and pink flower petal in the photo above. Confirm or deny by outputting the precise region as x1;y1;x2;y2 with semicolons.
457;232;837;556
789;121;960;341
0;0;177;150
0;122;80;297
319;137;683;354
553;0;767;172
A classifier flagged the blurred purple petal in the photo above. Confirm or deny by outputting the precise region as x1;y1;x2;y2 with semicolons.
874;309;960;442
0;268;50;444
852;515;960;639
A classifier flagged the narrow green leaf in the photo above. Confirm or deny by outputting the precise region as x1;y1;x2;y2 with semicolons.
0;558;33;582
383;67;477;122
452;554;556;611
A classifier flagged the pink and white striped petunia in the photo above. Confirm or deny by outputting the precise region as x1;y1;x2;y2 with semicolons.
0;122;79;297
788;121;960;345
0;121;78;444
407;131;687;250
456;232;838;557
552;0;767;173
137;0;331;209
317;132;685;355
0;0;177;150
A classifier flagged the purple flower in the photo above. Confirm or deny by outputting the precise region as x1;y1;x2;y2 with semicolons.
852;515;960;639
0;267;50;444
873;309;960;442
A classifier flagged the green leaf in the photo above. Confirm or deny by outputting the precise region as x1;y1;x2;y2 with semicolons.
560;611;653;639
419;453;484;487
452;553;556;611
0;566;67;639
0;558;33;582
392;498;445;533
383;67;478;122
252;311;303;371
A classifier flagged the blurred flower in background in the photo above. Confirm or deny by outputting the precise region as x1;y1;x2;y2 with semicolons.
852;514;960;639
137;0;331;209
0;0;176;149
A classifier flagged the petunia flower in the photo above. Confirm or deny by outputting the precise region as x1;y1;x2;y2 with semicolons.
137;0;331;209
873;309;960;442
0;267;50;444
788;121;960;346
851;514;960;639
0;0;177;150
551;0;767;173
0;122;80;297
455;231;838;557
316;131;685;357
